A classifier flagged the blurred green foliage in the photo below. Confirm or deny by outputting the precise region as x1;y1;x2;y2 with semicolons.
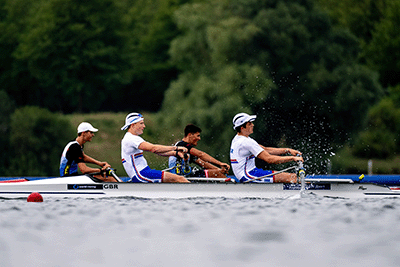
0;0;400;175
11;0;131;113
353;85;400;158
316;0;400;87
8;106;75;176
332;146;400;174
158;0;384;173
0;0;187;113
0;90;15;174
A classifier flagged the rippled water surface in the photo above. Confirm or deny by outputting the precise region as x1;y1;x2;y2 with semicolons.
1;196;400;267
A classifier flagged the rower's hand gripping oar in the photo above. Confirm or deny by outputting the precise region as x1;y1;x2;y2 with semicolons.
92;167;122;182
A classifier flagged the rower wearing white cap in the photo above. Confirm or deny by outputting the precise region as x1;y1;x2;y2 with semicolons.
59;122;117;182
121;113;190;183
230;113;303;183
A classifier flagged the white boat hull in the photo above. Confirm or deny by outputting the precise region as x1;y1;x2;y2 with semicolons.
1;175;400;199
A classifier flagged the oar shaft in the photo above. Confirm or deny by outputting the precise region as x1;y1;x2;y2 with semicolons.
162;166;175;172
93;168;123;182
187;177;232;183
243;166;296;183
109;169;122;182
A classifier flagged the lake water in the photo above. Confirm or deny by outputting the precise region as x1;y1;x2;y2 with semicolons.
1;196;400;267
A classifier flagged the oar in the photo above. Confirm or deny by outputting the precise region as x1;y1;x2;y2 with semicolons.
242;166;297;183
162;153;191;172
92;168;122;182
183;153;191;174
162;166;175;172
107;168;122;182
297;161;306;192
187;177;233;183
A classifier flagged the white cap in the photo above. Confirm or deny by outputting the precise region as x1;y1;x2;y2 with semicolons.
77;122;98;133
232;113;256;129
121;113;144;130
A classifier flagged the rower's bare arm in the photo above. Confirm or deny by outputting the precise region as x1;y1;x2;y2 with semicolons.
257;150;303;164
156;151;176;157
195;158;219;170
191;148;230;170
78;162;101;174
260;146;301;156
78;163;118;182
82;153;110;169
139;142;188;155
286;148;302;156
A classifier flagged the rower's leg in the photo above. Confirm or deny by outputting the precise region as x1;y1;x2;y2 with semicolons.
163;172;190;183
274;172;297;183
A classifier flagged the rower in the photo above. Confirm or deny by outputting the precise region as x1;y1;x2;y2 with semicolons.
230;112;303;183
59;122;118;182
120;112;190;183
168;124;230;178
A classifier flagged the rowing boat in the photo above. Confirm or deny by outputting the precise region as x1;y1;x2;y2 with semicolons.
0;174;400;199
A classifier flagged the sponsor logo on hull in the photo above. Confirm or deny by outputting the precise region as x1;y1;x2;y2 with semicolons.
67;184;119;190
283;183;331;190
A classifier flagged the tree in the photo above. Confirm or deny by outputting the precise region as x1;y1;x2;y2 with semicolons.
316;0;400;87
315;0;387;43
353;85;400;158
8;106;75;176
362;1;400;87
0;90;15;174
159;0;382;173
12;0;131;113
0;0;42;108
118;0;191;112
316;0;400;164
